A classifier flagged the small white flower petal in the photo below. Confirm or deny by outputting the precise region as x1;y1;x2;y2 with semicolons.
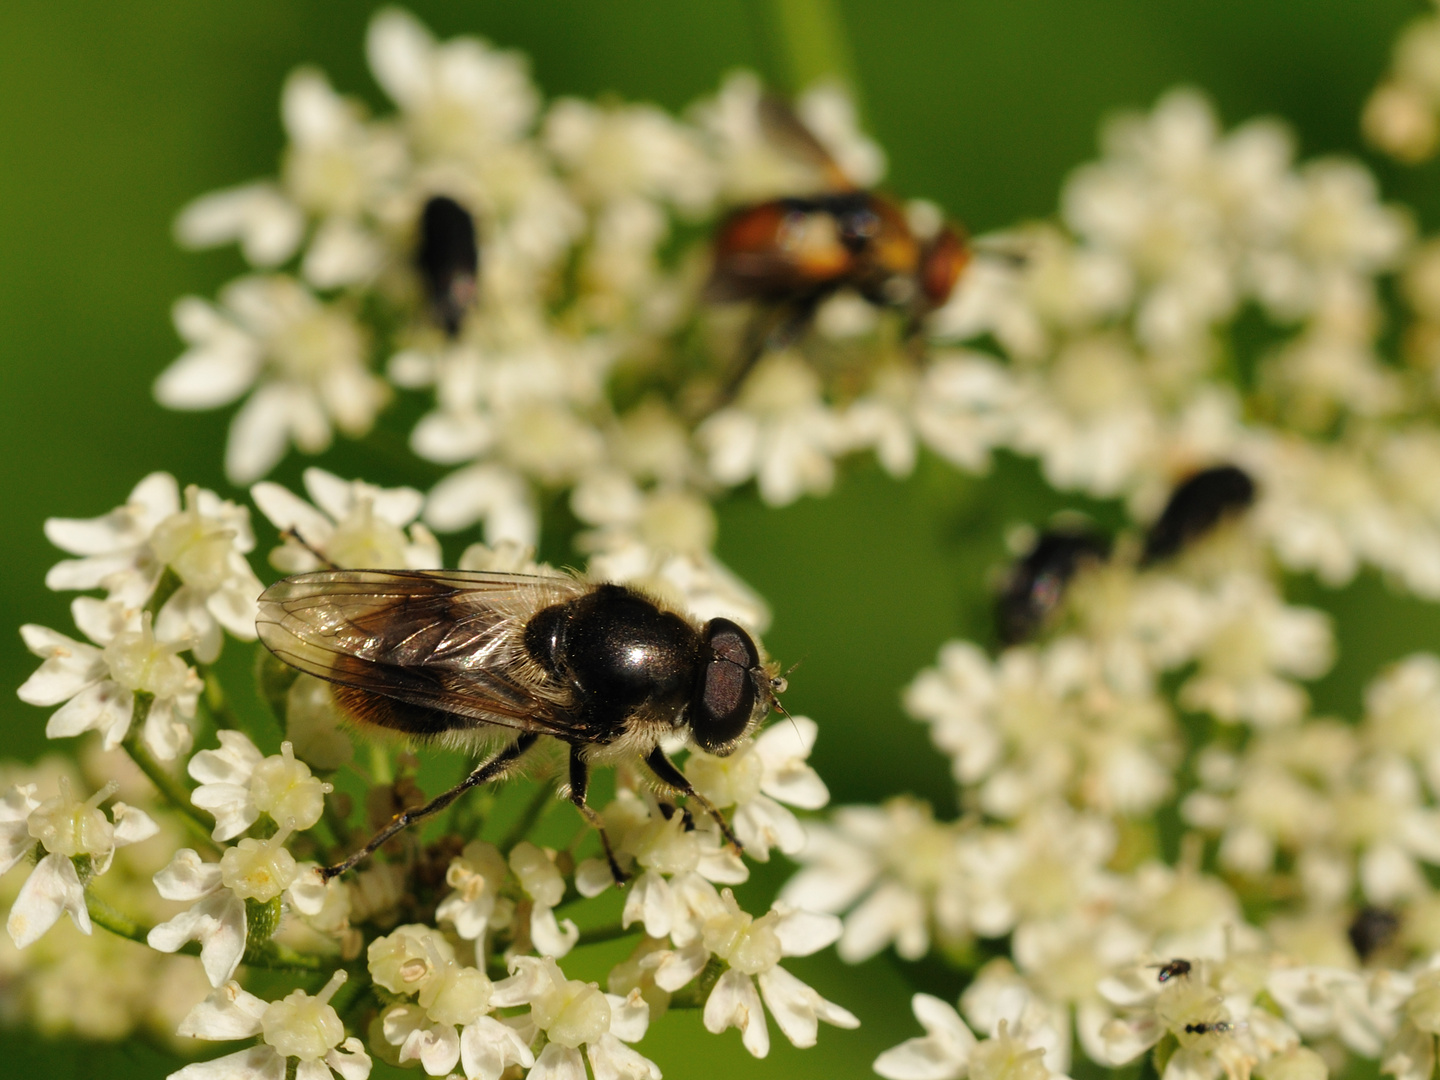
325;1038;374;1080
530;904;580;958
530;1042;588;1080
154;849;224;901
148;890;247;986
168;1045;285;1080
110;802;159;847
460;1014;535;1080
705;969;770;1058
7;852;90;947
588;1033;662;1080
774;905;844;957
757;964;858;1049
44;680;133;748
176;979;268;1040
606;989;650;1044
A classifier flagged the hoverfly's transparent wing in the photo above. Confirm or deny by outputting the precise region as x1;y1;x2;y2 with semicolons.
757;92;854;191
257;569;590;739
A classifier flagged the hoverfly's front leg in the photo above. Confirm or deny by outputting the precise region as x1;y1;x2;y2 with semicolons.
280;528;338;570
568;746;628;885
319;732;539;881
644;746;744;856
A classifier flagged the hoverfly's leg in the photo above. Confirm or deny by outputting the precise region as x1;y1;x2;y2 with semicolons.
320;732;538;881
643;746;744;855
721;297;820;403
280;528;338;570
568;747;628;885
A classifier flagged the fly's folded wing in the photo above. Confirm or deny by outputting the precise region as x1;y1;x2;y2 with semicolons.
257;569;588;739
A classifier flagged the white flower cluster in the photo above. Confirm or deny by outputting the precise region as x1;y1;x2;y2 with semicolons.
19;7;1440;1080
19;472;262;761
776;20;1440;1080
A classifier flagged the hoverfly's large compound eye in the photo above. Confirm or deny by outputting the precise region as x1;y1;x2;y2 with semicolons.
691;618;762;755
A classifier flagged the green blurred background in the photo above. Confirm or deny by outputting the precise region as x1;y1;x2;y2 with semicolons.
3;1;1440;1076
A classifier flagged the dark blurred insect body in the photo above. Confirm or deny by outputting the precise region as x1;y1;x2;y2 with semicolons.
1143;464;1256;564
996;528;1110;645
416;194;480;337
1348;906;1400;962
257;569;785;880
1154;958;1192;983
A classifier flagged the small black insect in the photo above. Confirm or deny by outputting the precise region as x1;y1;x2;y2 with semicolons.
1142;465;1256;564
416;195;479;337
258;570;787;881
1184;1021;1234;1036
1155;958;1192;983
1348;906;1400;962
996;528;1110;645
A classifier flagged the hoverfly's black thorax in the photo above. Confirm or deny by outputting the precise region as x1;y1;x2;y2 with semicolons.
536;585;702;738
417;195;479;337
523;602;569;678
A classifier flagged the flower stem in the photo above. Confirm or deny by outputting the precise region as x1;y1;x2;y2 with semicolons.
244;938;329;974
669;957;727;1010
88;891;328;973
86;891;197;955
196;662;242;732
761;0;861;102
576;922;638;947
122;707;219;852
142;566;183;621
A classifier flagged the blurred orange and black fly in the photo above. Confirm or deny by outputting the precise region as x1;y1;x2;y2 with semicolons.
705;94;971;391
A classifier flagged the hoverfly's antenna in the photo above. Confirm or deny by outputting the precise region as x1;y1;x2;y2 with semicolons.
767;675;804;742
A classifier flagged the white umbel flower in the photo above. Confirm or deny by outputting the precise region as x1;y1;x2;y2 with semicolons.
509;842;579;958
697;352;846;506
684;716;830;861
366;8;538;164
170;971;371;1080
782;798;966;963
41;472;262;662
188;731;333;841
19;598;203;761
490;955;659;1080
436;841;517;961
253;467;442;572
1179;575;1333;727
876;995;1069;1080
1;778;157;948
156;277;388;484
148;834;302;986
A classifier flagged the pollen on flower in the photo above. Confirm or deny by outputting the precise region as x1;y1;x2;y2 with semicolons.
219;832;300;902
247;742;331;831
261;970;348;1060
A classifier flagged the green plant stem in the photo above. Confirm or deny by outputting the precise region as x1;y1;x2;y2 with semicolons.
331;969;373;1022
576;922;638;947
669;957;727;1010
499;783;555;851
86;892;196;955
122;710;220;853
196;662;241;732
762;0;861;103
88;891;328;973
244;938;329;974
143;567;183;619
